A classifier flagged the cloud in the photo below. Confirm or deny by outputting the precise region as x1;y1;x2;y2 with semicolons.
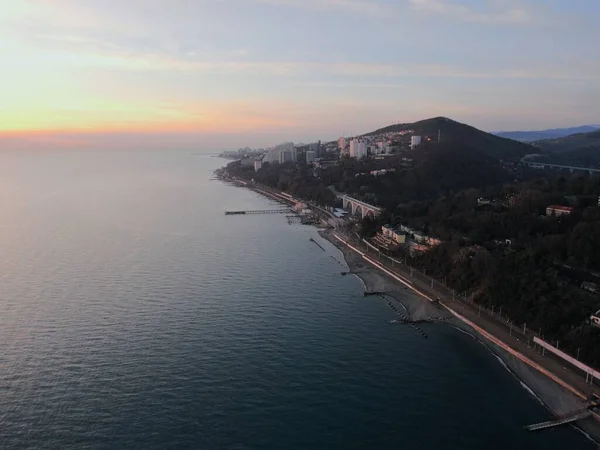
250;0;384;14
3;37;599;83
408;0;532;24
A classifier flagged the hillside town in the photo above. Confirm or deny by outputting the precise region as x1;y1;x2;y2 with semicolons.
219;117;600;386
219;125;430;168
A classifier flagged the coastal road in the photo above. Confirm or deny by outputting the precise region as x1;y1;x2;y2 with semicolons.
227;176;600;404
332;232;600;403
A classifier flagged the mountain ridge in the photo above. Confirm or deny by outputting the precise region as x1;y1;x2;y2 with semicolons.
495;126;600;142
364;116;532;159
527;129;600;167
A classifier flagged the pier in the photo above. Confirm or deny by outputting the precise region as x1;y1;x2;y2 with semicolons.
525;409;591;431
389;317;448;325
309;238;326;251
525;398;600;431
225;209;290;215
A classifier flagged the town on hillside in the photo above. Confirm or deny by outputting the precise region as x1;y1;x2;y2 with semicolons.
219;117;600;371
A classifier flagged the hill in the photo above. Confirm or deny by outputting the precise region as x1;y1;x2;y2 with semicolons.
366;117;532;160
534;129;600;152
495;126;600;142
330;141;511;210
531;130;600;167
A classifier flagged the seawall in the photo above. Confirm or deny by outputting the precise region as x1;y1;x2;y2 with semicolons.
321;230;600;443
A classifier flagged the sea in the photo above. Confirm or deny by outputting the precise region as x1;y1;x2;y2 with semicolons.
0;149;595;449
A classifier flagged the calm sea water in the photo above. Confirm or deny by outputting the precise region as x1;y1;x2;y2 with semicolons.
0;150;594;449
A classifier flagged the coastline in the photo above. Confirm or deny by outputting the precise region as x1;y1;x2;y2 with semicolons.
217;168;600;443
317;228;600;444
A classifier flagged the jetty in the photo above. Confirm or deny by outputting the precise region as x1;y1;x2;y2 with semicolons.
525;409;591;431
225;209;290;215
309;238;326;251
364;291;387;297
525;398;600;431
389;317;447;325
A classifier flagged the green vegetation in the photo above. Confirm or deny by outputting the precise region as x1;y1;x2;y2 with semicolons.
380;175;600;366
365;117;533;159
532;130;600;167
225;160;336;206
222;116;600;367
324;143;511;210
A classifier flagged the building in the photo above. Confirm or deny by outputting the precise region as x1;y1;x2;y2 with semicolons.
381;225;406;244
338;137;346;152
582;282;599;293
370;169;388;177
349;139;367;159
333;208;349;218
293;202;308;212
397;225;442;247
426;237;442;246
411;136;422;149
279;149;295;164
381;225;394;238
262;147;279;164
308;141;322;158
263;142;295;164
240;157;256;167
376;141;389;154
412;231;427;243
409;242;430;255
306;151;315;164
546;205;574;216
254;159;262;172
392;231;406;244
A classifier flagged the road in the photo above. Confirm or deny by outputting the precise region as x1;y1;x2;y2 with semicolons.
334;232;600;402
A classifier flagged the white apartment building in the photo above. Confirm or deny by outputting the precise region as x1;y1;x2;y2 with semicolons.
411;136;422;149
349;139;367;159
376;141;389;154
263;142;296;164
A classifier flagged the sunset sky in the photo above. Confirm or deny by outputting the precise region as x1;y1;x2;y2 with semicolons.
1;0;599;150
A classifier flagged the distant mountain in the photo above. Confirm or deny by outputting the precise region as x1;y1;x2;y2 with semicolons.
534;129;600;152
529;130;600;167
495;126;600;142
366;117;532;159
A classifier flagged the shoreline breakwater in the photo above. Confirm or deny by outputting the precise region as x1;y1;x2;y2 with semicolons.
218;170;600;443
319;229;600;444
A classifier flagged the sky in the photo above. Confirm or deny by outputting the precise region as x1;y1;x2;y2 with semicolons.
0;0;599;150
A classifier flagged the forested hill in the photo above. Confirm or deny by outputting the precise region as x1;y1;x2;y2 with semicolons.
531;130;600;167
366;117;532;160
318;142;512;211
534;129;600;153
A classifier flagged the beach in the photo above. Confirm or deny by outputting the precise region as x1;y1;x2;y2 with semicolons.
318;228;600;444
217;170;600;444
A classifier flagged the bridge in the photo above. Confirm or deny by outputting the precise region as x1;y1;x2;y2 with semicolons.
522;160;600;175
340;195;382;219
